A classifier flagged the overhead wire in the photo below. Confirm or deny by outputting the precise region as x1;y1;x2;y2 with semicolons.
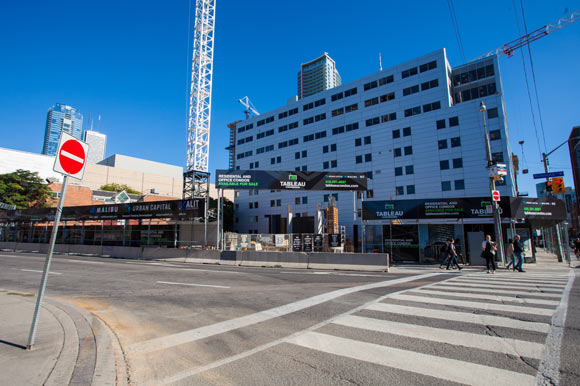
511;0;544;161
446;0;466;63
519;0;548;154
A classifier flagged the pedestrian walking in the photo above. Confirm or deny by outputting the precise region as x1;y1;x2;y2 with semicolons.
454;238;468;266
481;235;496;274
439;239;451;269
514;234;525;272
446;238;462;271
506;238;515;270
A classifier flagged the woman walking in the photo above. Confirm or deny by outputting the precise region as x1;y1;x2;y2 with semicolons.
481;235;496;274
506;238;515;270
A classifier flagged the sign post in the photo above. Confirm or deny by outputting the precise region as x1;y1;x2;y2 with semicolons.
27;132;88;350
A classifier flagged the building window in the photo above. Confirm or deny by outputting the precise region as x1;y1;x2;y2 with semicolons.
323;145;329;153
303;102;314;111
301;165;307;171
487;107;499;119
392;129;400;139
492;152;504;162
405;165;414;174
422;101;441;113
403;127;411;136
396;186;405;195
438;139;448;149
315;98;325;107
454;179;465;190
394;148;402;157
332;107;344;117
489;130;501;140
365;153;372;162
421;79;439;91
441;181;451;191
295;152;300;159
295;197;300;205
302;150;307;158
271;157;275;164
403;85;419;96
315;113;326;122
270;200;276;207
380;92;395;103
346;122;359;131
363;80;378;91
345;87;357;97
331;160;337;168
365;97;379;107
401;67;418;78
302;196;308;204
355;138;362;147
303;117;314;125
452;158;463;168
419;60;437;72
449;116;459;127
366;117;380;127
332;126;345;135
404;146;413;155
450;137;461;147
331;92;343;101
407;185;415;194
356;155;363;164
395;167;403;176
323;161;329;169
440;160;450;170
379;75;394;85
436;119;446;129
364;136;371;145
315;131;326;139
366;171;373;180
382;112;397;123
404;106;421;117
330;144;337;151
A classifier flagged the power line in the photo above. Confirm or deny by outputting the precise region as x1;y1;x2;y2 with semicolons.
447;0;466;63
520;0;548;154
512;0;544;160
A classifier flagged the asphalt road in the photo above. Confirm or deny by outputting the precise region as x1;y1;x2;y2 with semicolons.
0;251;578;386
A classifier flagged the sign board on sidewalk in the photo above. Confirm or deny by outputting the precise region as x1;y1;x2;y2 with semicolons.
53;132;89;180
533;171;564;179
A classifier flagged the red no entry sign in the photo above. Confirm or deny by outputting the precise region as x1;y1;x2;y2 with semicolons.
53;132;89;180
492;190;500;202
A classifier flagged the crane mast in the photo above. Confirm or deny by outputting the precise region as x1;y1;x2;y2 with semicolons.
184;0;216;200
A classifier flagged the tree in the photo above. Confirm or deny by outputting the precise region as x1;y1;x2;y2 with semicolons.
0;170;53;209
99;183;141;195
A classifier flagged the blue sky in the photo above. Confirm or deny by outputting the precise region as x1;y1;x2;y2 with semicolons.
1;0;579;197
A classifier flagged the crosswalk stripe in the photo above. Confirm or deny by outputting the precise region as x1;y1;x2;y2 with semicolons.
333;315;544;359
428;286;561;298
452;279;565;289
389;294;555;316
365;303;550;333
432;281;562;293
288;331;536;386
457;276;568;284
468;274;568;281
411;289;560;306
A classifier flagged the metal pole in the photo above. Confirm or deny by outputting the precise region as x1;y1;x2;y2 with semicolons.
27;175;69;350
204;194;209;248
389;222;393;262
361;193;366;253
220;188;224;251
122;219;126;247
216;189;221;249
174;221;178;248
480;102;505;266
100;220;104;246
81;220;85;245
147;218;151;246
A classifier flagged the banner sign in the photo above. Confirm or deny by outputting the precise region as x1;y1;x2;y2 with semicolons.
216;170;367;191
510;198;567;220
363;197;510;220
533;171;564;179
3;199;205;222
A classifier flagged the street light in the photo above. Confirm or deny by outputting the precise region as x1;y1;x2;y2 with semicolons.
479;101;505;266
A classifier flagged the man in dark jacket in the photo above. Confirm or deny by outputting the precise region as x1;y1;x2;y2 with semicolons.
514;234;525;272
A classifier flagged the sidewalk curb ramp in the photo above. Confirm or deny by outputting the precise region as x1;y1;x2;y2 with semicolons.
43;298;127;386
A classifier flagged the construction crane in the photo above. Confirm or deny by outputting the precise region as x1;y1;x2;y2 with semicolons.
474;8;579;60
184;0;216;201
238;96;260;119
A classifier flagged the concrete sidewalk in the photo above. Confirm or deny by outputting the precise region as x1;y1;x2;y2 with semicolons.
0;289;126;386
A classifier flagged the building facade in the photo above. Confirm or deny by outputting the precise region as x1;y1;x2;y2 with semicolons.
83;130;107;164
42;103;83;156
231;49;517;260
297;53;341;99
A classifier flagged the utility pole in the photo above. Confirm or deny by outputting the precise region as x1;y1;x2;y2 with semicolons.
479;102;505;266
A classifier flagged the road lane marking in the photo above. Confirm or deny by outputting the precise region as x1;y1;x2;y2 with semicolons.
432;281;562;293
129;272;441;355
365;302;550;333
287;332;536;386
450;278;565;289
333;314;544;359
536;269;577;385
20;269;61;275
411;288;560;306
389;293;555;316
156;281;230;289
428;286;561;298
64;259;105;264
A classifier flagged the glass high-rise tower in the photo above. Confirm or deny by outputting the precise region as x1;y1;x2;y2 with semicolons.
297;53;341;99
42;103;83;156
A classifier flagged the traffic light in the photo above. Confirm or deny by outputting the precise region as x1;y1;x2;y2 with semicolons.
553;177;566;193
546;179;553;192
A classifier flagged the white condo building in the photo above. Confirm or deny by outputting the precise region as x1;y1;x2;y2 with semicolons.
83;130;107;164
230;49;516;261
